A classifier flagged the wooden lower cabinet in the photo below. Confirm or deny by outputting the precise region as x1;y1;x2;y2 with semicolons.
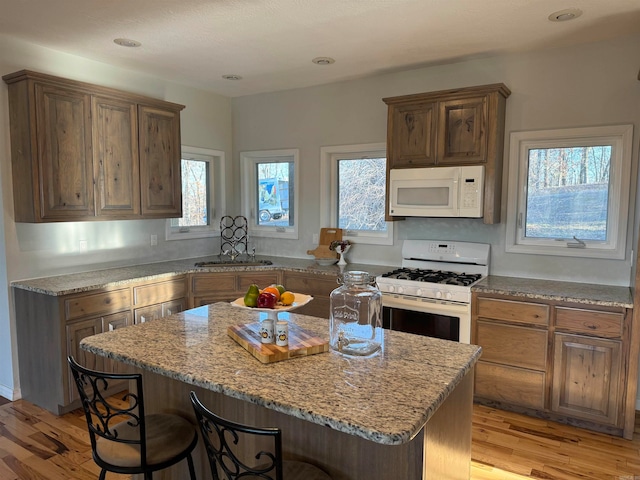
188;270;338;318
66;317;104;403
13;274;187;414
133;276;186;323
189;271;281;307
552;333;622;426
281;271;337;318
472;291;635;439
14;269;343;415
475;362;545;410
134;299;186;323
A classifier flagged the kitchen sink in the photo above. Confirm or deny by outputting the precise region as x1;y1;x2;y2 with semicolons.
194;259;273;268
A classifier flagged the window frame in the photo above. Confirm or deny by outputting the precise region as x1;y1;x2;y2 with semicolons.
320;143;393;246
240;149;299;240
505;124;633;259
165;146;226;241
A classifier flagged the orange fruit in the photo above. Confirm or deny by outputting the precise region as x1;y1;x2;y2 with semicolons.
280;291;295;306
262;286;281;302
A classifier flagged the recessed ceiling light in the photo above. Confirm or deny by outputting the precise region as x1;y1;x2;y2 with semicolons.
113;38;141;47
312;57;335;65
222;74;242;80
548;8;583;22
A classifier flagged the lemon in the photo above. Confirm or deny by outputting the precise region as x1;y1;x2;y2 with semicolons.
280;291;295;306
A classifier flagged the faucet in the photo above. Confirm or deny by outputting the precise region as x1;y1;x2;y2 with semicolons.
223;241;240;261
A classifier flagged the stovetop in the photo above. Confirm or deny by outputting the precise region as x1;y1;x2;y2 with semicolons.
375;240;490;303
380;268;483;287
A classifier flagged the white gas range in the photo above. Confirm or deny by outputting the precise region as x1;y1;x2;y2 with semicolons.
375;240;490;344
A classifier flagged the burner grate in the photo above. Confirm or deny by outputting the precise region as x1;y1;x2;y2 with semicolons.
381;268;482;287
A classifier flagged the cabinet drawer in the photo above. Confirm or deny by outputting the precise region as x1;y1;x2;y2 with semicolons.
65;289;131;321
476;320;547;370
191;274;237;295
283;272;338;297
237;272;280;292
475;362;546;410
477;297;549;326
555;307;624;338
134;277;186;306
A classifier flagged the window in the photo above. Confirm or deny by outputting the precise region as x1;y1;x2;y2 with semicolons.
240;149;298;239
506;125;633;259
320;143;393;245
166;146;226;240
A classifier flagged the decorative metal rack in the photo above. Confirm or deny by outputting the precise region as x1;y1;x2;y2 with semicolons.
220;216;249;259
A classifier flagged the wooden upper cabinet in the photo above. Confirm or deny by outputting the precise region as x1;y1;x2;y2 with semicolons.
387;101;437;168
139;105;182;217
2;69;185;222
92;96;140;217
11;80;95;221
437;96;487;165
383;83;510;224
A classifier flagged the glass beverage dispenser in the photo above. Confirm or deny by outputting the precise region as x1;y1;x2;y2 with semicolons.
329;271;383;356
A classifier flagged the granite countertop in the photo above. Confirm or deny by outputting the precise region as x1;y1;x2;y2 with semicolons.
81;302;481;446
11;256;394;296
473;275;633;308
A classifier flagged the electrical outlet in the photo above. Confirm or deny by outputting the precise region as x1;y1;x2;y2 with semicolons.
150;234;158;246
79;240;88;252
312;233;319;244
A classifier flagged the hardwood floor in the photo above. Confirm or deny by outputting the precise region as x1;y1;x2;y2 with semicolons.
1;397;639;479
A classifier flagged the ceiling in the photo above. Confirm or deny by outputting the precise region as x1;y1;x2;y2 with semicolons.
2;0;640;97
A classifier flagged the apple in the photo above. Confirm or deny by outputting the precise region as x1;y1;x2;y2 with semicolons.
257;292;277;308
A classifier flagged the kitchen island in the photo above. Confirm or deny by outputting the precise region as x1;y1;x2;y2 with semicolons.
81;302;482;480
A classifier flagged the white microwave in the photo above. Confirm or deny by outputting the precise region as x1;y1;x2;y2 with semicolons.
389;165;484;218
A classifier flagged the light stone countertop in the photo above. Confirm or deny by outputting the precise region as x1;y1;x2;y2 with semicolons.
80;302;482;446
472;275;633;308
10;256;394;296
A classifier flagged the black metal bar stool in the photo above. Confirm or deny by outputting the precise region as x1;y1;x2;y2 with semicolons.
68;356;198;480
190;391;332;480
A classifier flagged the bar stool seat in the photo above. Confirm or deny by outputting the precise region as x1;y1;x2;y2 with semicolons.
190;391;331;480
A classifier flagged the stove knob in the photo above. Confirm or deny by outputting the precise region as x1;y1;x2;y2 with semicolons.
396;286;404;294
416;288;423;296
387;285;395;293
445;292;453;300
435;291;443;299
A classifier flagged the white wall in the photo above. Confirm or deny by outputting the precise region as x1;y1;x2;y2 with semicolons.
231;34;640;285
0;35;233;399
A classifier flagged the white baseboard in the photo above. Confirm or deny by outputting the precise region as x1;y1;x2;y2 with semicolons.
0;383;20;401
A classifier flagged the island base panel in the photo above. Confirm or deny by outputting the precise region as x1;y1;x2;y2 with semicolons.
134;366;473;480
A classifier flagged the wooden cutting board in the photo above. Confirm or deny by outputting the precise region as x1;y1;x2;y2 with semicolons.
319;227;342;246
228;322;329;363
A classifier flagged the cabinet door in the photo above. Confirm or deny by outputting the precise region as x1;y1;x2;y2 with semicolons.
552;333;622;426
92;96;140;217
66;317;104;402
388;102;437;168
35;82;94;219
437;96;487;165
162;298;185;316
134;304;164;324
103;311;134;374
138;105;182;217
